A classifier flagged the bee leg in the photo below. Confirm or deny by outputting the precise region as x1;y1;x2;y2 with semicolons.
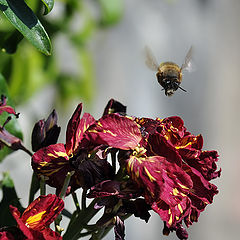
179;86;187;92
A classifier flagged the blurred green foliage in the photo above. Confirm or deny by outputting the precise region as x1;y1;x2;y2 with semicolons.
0;0;123;107
0;172;24;227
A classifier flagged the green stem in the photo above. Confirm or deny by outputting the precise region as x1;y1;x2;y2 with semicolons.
82;188;87;210
63;199;100;240
28;172;40;204
111;151;117;174
59;171;75;199
72;192;80;212
91;228;105;240
55;171;75;234
39;175;46;195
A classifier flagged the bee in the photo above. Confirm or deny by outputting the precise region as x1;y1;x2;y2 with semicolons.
145;46;193;96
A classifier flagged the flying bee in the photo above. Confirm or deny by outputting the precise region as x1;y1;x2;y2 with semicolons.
145;46;193;96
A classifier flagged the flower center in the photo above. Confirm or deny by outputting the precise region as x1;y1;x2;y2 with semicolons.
132;145;146;158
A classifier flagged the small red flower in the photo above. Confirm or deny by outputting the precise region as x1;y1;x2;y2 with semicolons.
0;95;18;117
9;194;63;240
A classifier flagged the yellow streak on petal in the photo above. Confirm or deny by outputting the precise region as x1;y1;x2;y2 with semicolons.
178;203;183;214
144;167;156;182
54;206;59;211
175;142;192;149
178;183;189;190
176;216;179;220
102;129;117;136
26;210;46;227
88;129;98;133
136;169;139;178
172;188;179;196
98;122;103;127
168;209;173;226
48;151;68;158
164;134;169;141
39;161;49;167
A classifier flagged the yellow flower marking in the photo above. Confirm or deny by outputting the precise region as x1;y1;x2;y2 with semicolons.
168;208;173;226
178;203;183;214
135;169;140;178
178;183;189;190
172;188;179;196
26;210;46;228
175;142;192;149
48;151;68;158
98;121;103;127
39;161;49;167
144;167;156;182
132;146;146;158
54;206;59;211
102;129;117;136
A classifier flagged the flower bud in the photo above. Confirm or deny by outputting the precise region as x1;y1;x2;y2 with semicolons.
31;110;61;152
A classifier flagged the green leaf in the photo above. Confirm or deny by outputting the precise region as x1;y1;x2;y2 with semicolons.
8;43;55;104
0;172;24;227
41;0;54;15
0;0;51;55
0;73;23;162
99;0;123;26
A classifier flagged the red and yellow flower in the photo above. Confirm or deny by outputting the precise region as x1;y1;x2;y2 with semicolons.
83;111;220;239
0;194;64;240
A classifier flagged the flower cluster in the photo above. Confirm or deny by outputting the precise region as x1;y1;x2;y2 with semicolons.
31;99;220;239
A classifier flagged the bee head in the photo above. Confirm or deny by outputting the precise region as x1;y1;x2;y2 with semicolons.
162;78;180;96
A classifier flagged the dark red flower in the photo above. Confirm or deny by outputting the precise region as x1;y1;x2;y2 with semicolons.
32;104;113;193
83;111;220;239
8;194;63;240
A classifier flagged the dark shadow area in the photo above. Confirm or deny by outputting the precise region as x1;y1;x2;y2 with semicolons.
6;0;38;29
0;4;8;11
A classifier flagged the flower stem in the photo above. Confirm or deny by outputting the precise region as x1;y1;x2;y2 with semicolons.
59;171;75;199
82;188;87;210
111;150;117;174
72;192;80;212
55;171;75;234
63;199;100;240
28;172;40;204
40;175;46;195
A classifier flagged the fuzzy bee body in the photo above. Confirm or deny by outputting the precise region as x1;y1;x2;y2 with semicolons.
145;46;193;96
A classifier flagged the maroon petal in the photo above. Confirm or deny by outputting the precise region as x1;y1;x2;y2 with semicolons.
125;155;192;227
66;104;95;155
65;104;82;155
32;144;80;192
85;114;142;150
114;216;125;240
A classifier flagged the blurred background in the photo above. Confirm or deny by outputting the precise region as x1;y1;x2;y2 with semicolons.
1;0;240;239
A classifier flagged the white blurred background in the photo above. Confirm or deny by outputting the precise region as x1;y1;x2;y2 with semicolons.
2;0;240;239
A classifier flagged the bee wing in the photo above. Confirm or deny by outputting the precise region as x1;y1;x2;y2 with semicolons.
144;46;159;71
181;46;194;72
